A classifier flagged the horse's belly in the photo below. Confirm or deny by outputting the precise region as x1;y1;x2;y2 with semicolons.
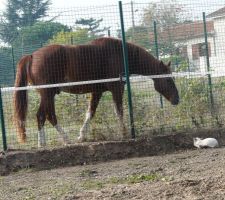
61;84;106;94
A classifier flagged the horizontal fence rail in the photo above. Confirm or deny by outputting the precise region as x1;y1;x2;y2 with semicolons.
1;71;221;92
1;78;121;92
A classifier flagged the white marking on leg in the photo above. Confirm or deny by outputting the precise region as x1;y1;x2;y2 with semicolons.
38;127;46;148
54;124;69;145
78;111;91;142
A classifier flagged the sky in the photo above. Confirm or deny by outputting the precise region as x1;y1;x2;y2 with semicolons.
0;0;224;49
0;0;125;10
0;0;224;36
0;0;224;11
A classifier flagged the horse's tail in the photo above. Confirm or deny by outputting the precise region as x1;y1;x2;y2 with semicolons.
14;55;32;143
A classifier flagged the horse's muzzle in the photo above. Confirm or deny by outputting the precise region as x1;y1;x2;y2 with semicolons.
171;96;179;105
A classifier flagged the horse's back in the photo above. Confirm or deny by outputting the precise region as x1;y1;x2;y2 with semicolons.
29;43;121;87
30;44;67;85
28;39;133;88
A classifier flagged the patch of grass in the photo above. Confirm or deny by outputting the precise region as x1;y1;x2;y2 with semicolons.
80;169;98;177
47;183;76;199
127;162;148;168
127;162;141;167
81;173;163;190
13;166;35;174
19;187;36;200
109;173;159;184
82;180;104;190
169;160;177;164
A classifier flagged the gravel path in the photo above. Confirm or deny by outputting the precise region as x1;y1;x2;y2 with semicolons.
0;147;225;200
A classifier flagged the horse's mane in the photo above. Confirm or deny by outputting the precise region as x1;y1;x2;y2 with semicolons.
91;37;143;53
90;37;152;63
91;37;170;74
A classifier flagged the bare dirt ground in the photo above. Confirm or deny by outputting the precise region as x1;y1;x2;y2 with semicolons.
0;147;225;200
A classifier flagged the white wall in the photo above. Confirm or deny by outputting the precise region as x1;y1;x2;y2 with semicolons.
213;16;225;57
176;17;225;75
180;36;216;72
185;36;215;60
196;17;225;75
199;56;225;76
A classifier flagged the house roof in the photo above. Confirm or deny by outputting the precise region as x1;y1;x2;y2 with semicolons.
207;6;225;18
149;21;214;42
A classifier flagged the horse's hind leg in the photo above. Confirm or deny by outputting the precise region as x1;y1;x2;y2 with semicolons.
37;90;68;147
78;92;102;142
111;85;128;138
45;91;69;145
37;92;47;148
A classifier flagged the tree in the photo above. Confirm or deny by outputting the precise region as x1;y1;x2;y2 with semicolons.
13;21;70;48
8;21;69;68
0;0;51;44
75;18;109;37
0;47;14;85
126;26;152;50
141;0;187;56
49;18;110;46
48;29;92;45
142;0;184;29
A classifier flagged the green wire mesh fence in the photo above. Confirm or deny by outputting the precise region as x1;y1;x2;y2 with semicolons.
1;0;225;150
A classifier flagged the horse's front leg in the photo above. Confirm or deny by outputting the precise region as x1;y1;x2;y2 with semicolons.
54;124;69;145
78;92;102;142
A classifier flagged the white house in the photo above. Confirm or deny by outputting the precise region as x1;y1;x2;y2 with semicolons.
150;6;225;76
206;7;225;76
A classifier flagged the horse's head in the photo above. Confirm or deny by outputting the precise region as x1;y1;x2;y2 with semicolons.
153;61;179;105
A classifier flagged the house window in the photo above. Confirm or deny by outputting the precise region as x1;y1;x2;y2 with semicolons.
199;43;207;56
192;42;211;60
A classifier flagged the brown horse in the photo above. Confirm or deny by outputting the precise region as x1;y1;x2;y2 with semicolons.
14;37;179;147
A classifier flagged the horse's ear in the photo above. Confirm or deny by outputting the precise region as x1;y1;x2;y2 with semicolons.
167;61;171;67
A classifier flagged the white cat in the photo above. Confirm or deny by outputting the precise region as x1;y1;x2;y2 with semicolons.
193;137;219;148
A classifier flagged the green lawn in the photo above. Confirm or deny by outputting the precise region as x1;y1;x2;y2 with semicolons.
1;76;225;150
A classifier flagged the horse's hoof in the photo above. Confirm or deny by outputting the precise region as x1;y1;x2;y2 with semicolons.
63;140;72;146
78;136;86;142
58;136;71;146
18;138;26;144
122;133;130;140
38;143;46;148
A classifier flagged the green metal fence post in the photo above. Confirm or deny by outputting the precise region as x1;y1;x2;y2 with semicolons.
153;21;164;108
108;29;111;37
203;12;214;111
70;36;74;45
0;88;7;151
119;1;135;138
11;46;16;81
